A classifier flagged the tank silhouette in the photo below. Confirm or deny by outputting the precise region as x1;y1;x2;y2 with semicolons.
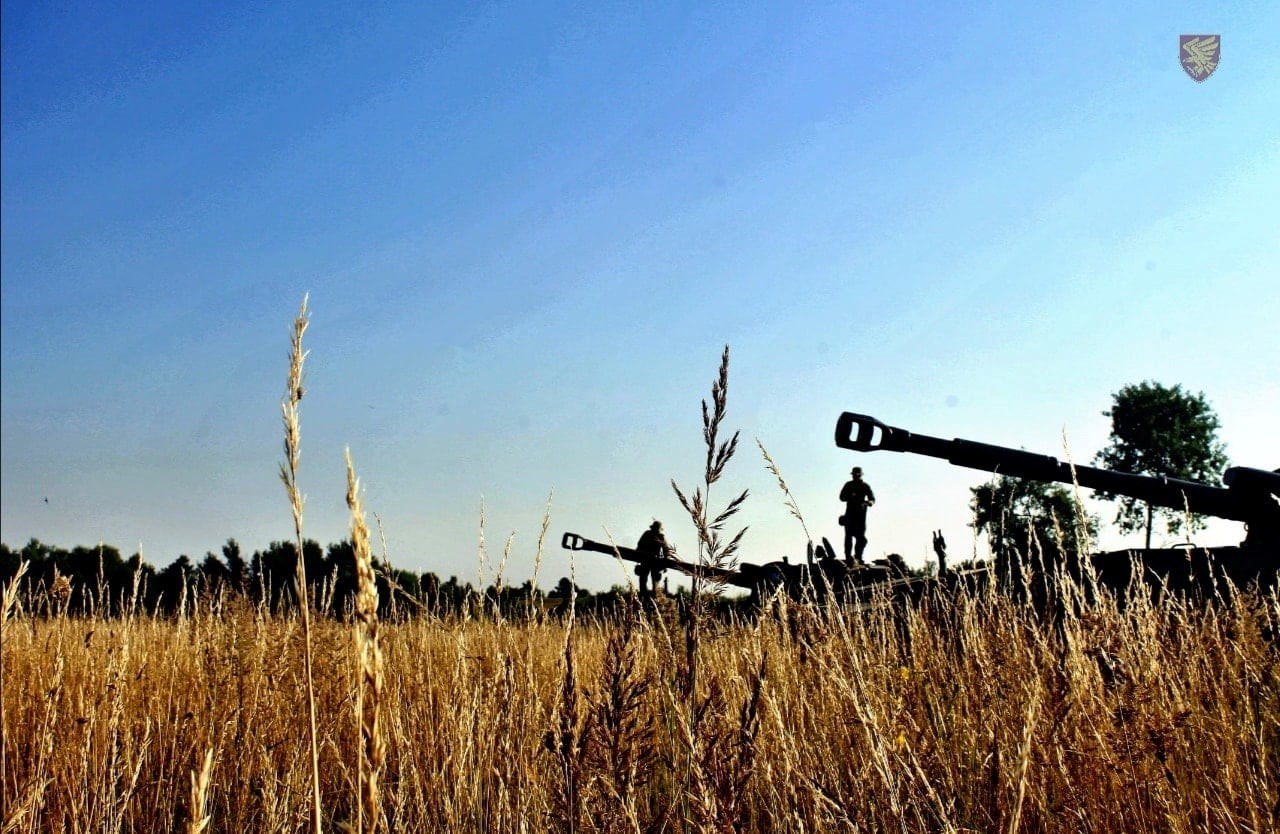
835;411;1280;596
561;413;1277;607
560;530;922;606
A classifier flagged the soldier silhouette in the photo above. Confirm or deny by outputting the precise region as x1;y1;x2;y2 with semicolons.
839;467;875;563
932;530;948;575
634;521;674;596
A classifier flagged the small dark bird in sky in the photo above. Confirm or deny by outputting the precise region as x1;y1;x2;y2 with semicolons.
44;497;49;503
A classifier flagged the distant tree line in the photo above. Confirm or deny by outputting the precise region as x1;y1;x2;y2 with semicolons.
3;381;1232;618
0;537;631;619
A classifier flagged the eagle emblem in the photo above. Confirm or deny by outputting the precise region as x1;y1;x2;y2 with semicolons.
1180;35;1220;83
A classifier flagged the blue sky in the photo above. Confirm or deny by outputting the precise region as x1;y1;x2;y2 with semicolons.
3;1;1277;590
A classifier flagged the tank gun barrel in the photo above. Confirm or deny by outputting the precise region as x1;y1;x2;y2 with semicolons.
560;532;757;589
835;412;1277;527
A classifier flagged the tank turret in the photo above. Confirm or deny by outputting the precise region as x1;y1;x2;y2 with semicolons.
835;411;1279;593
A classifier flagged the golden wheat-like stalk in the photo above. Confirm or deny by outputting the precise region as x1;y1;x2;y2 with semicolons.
347;447;385;834
185;748;214;834
2;559;28;624
529;490;554;602
0;558;30;805
278;293;323;834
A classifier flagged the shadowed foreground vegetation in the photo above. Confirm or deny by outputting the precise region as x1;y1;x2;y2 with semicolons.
3;579;1277;833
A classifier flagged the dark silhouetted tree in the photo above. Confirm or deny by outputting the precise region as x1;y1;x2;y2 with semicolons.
553;576;576;598
971;476;1096;588
2;534;431;619
154;555;195;613
200;552;230;596
0;542;19;581
251;540;325;611
323;539;358;616
222;538;248;594
1094;381;1229;550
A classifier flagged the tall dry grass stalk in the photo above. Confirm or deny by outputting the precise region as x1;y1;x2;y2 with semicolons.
476;497;489;610
530;490;554;602
0;559;29;815
550;557;582;834
671;345;749;574
2;560;28;625
671;344;749;698
185;748;213;834
664;345;773;833
757;438;812;544
346;448;385;834
277;293;323;834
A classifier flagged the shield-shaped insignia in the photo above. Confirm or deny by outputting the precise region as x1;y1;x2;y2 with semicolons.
1180;34;1220;82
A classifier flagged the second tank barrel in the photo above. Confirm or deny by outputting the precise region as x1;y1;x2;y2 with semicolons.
836;411;1251;523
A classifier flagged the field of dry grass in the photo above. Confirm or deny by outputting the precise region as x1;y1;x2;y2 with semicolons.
2;585;1278;833
3;300;1276;833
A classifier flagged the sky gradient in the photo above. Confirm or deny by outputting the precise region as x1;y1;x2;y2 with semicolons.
3;1;1277;590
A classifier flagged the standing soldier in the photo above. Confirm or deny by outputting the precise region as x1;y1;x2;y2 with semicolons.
839;467;875;563
635;521;674;596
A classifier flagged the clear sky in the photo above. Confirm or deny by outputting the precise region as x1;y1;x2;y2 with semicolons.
3;1;1277;591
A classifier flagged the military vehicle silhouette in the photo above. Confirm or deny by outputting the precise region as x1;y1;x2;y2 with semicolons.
561;411;1278;606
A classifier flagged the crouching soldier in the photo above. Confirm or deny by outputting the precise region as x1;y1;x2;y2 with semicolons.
635;521;674;596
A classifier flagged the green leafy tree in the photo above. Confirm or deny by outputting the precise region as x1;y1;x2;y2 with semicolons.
1094;381;1229;549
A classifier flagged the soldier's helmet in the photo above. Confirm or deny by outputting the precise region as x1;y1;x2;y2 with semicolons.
650;520;663;531
851;467;863;477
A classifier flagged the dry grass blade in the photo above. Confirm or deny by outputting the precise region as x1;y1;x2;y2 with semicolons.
757;439;813;543
346;448;385;834
1007;687;1040;834
581;600;657;830
530;490;554;600
672;344;748;582
550;564;583;834
2;560;28;624
185;748;214;834
710;489;749;531
477;496;488;593
277;293;323;834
